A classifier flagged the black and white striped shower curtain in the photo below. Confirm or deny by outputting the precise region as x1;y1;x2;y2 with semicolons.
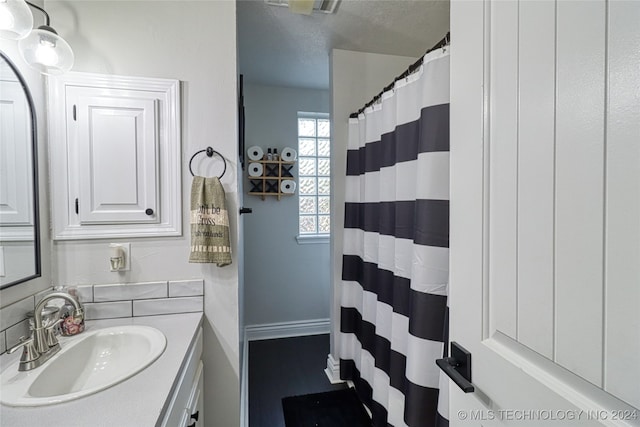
339;48;450;427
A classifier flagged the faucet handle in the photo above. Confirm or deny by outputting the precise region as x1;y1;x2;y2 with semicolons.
7;335;40;365
44;318;64;347
7;336;31;354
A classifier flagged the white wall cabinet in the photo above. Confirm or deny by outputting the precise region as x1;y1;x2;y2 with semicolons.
48;72;181;239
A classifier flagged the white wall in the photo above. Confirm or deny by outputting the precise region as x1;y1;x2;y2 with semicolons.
329;49;417;362
46;1;240;425
243;82;330;327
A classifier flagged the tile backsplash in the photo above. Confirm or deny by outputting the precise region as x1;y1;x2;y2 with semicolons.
0;279;204;354
93;281;168;302
83;279;203;320
0;287;55;356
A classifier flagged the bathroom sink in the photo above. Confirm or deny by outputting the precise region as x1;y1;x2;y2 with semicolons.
0;325;166;406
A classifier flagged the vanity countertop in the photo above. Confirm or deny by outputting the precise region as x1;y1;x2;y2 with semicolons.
0;312;203;427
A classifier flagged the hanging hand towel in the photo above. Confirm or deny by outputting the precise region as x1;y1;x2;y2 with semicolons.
189;176;232;266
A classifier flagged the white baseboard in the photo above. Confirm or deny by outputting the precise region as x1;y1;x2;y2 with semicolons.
240;337;248;427
245;318;330;341
324;353;345;384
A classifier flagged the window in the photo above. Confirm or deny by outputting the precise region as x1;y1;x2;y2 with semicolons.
297;113;330;238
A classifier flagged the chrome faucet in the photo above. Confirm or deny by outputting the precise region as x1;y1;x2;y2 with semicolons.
7;292;85;371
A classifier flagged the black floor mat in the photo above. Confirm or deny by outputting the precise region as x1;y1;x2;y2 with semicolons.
282;387;372;427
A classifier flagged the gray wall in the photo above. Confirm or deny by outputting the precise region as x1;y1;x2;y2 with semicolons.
243;83;330;327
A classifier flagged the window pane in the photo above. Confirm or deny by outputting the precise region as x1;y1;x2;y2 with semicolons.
318;139;331;156
299;177;317;195
299;196;317;214
317;119;330;137
318;178;330;195
298;114;330;238
319;215;330;233
298;138;316;156
318;196;330;214
298;119;316;137
299;158;316;176
318;159;330;176
300;216;317;234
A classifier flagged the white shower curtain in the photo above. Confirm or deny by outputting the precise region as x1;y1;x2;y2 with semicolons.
339;47;450;427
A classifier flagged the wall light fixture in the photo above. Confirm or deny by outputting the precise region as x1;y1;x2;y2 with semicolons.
0;0;74;75
18;1;73;75
0;0;33;40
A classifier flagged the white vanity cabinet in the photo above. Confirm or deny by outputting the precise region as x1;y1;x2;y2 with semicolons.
48;72;181;240
160;327;204;427
0;314;205;427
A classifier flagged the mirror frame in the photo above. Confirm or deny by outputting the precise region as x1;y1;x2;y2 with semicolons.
0;50;41;289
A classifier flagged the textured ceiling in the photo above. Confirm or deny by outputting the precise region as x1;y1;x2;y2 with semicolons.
237;0;450;89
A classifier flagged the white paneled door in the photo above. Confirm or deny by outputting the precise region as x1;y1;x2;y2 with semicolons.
448;0;640;425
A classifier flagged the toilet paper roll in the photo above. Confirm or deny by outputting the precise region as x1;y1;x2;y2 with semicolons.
281;147;297;162
248;162;263;177
280;180;296;194
247;146;264;161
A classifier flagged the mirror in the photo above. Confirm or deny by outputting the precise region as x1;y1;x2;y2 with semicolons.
0;50;41;289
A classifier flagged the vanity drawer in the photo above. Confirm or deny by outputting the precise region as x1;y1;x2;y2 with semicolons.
179;361;204;427
159;327;203;427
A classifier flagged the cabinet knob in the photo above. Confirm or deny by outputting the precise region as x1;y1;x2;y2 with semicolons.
145;208;154;216
191;411;200;421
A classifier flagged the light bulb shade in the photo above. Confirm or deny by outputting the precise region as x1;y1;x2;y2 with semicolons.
0;0;33;40
18;27;74;75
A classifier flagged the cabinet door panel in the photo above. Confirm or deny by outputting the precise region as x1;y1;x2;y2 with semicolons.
69;88;159;224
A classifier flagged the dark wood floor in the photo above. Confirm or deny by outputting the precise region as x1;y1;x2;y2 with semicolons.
248;334;347;427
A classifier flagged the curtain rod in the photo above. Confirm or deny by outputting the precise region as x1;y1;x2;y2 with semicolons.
349;31;450;119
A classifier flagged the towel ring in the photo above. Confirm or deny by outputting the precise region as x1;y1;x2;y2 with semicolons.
189;147;227;178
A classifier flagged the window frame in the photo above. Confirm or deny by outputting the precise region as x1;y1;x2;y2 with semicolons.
296;112;330;244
